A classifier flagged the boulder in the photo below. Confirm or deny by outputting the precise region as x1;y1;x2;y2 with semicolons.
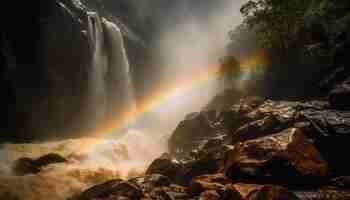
168;112;216;156
217;96;265;132
79;180;143;200
183;158;222;185
300;108;350;175
145;158;185;185
246;185;300;200
78;179;123;200
130;174;171;193
12;157;41;175
329;82;350;110
13;153;67;175
224;128;328;186
232;115;287;144
108;181;143;199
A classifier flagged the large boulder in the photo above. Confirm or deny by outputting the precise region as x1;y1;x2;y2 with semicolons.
168;112;217;156
146;158;185;185
300;108;350;175
224;128;328;186
13;153;67;175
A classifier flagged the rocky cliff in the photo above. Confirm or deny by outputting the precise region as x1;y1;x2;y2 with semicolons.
73;89;350;199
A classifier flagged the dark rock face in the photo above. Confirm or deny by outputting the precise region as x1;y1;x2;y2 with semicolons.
141;95;350;200
13;153;67;175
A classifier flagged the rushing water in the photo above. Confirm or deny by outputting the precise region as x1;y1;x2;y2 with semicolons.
0;129;167;200
0;14;143;200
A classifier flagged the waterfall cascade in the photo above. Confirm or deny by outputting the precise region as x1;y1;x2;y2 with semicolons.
84;11;137;131
0;0;137;140
102;17;137;121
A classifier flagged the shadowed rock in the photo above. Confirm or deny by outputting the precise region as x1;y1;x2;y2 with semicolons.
329;80;350;110
246;185;301;200
13;153;67;175
146;158;185;185
169;112;216;157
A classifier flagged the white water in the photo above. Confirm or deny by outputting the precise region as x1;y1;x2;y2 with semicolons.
102;18;137;121
0;130;167;200
85;12;136;129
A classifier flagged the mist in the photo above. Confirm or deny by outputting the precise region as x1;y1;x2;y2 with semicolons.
138;0;247;132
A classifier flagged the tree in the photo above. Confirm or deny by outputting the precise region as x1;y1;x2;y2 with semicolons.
218;55;241;87
240;0;310;61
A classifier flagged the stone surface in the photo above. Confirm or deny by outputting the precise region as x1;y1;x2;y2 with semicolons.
246;185;301;200
145;159;185;185
168;112;217;157
224;128;328;186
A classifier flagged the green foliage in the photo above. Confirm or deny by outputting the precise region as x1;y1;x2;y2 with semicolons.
240;0;310;60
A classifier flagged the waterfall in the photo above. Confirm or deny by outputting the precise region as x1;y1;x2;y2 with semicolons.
102;18;137;123
86;12;109;127
85;12;136;129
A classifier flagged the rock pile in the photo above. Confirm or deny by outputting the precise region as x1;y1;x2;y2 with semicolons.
74;92;350;199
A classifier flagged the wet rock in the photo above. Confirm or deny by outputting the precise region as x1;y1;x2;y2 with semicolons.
329;176;350;189
13;157;41;175
189;179;225;196
169;112;216;156
78;179;123;200
247;100;300;123
329;82;350;110
224;128;328;186
161;184;190;200
246;185;301;200
294;189;350;200
130;174;171;193
146;159;185;185
215;96;265;133
232;115;287;144
198;190;221;200
108;181;143;200
13;153;67;175
300;108;350;175
192;174;231;186
34;153;68;166
183;158;222;185
221;185;243;200
231;183;264;199
149;188;175;200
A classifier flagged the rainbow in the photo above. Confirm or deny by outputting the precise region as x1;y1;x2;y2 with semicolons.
77;50;267;151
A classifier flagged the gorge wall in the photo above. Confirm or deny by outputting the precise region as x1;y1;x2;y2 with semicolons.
0;0;135;141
